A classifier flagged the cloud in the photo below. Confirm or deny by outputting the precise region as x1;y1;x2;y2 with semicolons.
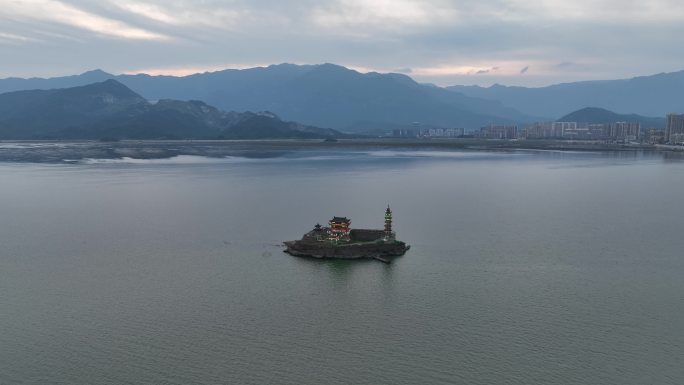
393;67;412;74
556;61;575;68
112;0;253;31
504;0;684;22
311;0;457;33
474;66;500;74
0;0;683;86
0;0;168;40
0;32;40;44
115;1;178;24
123;63;268;76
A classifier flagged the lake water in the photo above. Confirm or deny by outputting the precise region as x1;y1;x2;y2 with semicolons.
1;145;683;384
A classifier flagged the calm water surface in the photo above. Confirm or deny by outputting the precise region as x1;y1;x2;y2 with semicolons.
1;148;683;384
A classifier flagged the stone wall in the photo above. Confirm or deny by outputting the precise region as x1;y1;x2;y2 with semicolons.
349;229;385;242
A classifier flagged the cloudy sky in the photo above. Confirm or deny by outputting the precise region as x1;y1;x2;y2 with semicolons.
1;0;683;86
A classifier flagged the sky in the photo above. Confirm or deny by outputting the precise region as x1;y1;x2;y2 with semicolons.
1;0;683;87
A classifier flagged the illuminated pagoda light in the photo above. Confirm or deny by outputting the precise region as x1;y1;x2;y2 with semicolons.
384;205;394;240
328;216;351;242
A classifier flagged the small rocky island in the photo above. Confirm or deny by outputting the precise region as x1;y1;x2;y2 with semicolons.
284;206;410;263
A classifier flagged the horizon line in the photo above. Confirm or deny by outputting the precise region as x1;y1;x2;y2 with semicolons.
2;62;682;89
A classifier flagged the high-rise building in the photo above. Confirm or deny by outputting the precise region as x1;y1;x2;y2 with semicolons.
666;113;684;144
524;122;554;139
480;125;518;139
644;128;666;144
552;122;576;137
392;129;416;137
418;128;465;137
609;122;640;141
523;120;645;141
525;121;605;140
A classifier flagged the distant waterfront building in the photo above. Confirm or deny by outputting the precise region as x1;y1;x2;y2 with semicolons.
524;122;554;139
666;113;684;144
558;122;593;140
588;124;608;139
525;120;640;141
564;123;605;140
419;127;465;138
393;126;466;138
480;125;517;139
524;122;580;139
644;128;666;144
392;129;416;138
608;122;640;141
561;126;588;139
552;122;576;137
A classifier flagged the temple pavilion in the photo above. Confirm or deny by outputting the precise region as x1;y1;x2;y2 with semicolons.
328;216;351;241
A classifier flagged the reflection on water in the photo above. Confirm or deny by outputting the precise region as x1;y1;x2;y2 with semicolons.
1;146;683;385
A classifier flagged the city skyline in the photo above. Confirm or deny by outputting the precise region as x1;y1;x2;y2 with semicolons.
1;0;684;86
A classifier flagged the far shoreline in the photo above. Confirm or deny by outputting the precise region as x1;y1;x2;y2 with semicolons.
1;137;680;150
1;138;683;163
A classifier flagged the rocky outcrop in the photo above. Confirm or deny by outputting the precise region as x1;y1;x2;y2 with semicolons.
283;231;410;261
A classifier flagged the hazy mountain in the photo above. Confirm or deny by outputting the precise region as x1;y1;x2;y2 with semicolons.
0;80;341;140
447;70;684;119
0;69;114;94
0;64;535;132
558;107;666;128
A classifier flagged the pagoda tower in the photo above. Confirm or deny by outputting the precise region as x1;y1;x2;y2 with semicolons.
384;205;393;240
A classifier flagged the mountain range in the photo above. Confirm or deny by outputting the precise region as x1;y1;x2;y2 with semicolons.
447;70;684;119
1;64;682;134
0;64;534;132
0;80;341;140
558;107;666;128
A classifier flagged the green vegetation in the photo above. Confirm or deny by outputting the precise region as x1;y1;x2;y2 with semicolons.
0;80;343;140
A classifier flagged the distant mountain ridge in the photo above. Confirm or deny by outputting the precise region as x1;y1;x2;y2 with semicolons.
0;64;536;132
0;80;341;140
447;70;684;119
558;107;666;128
4;64;681;131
